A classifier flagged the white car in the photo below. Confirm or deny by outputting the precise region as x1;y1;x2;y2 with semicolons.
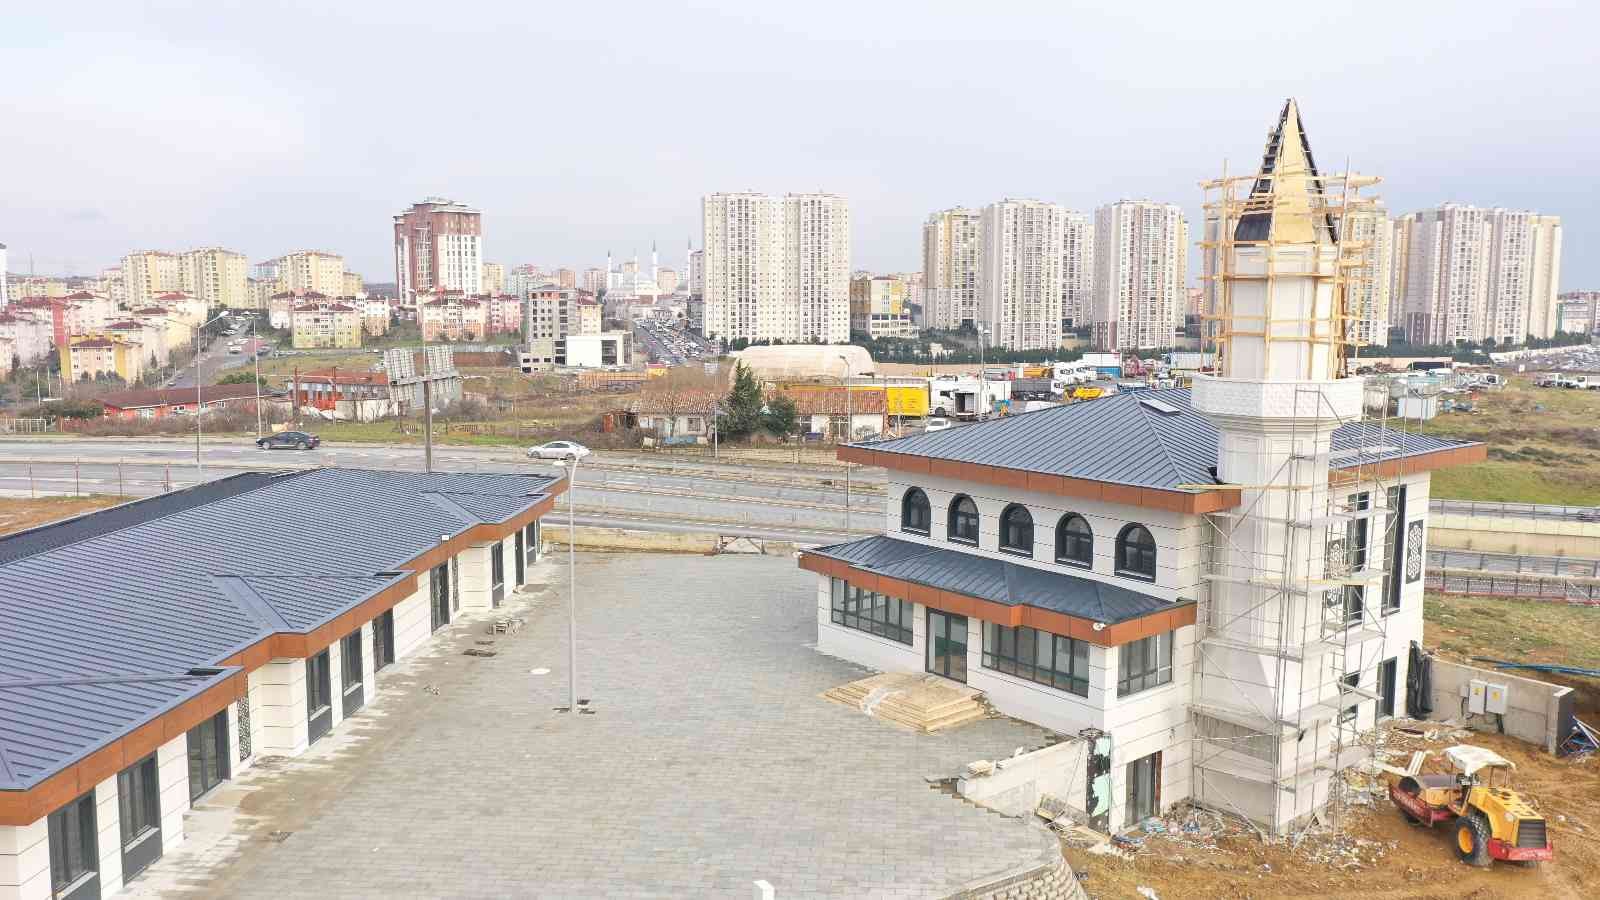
526;440;591;460
923;418;953;432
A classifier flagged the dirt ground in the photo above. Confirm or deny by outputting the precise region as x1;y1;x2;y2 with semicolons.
1064;726;1599;900
1063;592;1600;899
0;494;124;535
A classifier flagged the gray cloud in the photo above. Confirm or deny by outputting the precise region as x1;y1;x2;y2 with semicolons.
2;0;1594;288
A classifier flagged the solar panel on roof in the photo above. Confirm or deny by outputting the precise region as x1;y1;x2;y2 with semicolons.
1139;397;1180;415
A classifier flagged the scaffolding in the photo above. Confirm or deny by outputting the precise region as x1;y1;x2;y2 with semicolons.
1188;109;1405;837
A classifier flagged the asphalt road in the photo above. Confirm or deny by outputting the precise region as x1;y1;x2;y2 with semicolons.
0;439;883;544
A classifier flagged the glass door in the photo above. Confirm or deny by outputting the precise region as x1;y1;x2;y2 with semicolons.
926;610;968;682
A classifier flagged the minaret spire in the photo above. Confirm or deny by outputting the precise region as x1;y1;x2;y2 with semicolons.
1234;98;1336;245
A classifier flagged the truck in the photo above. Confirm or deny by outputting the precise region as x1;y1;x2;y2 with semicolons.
1009;377;1063;401
952;380;1011;419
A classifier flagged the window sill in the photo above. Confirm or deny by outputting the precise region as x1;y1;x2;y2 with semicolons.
902;526;930;536
1115;679;1177;702
999;546;1033;558
977;665;1092;702
1115;570;1156;583
1056;557;1092;569
121;825;160;853
948;537;978;547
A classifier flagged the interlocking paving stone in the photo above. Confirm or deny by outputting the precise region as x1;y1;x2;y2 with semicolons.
152;552;1056;899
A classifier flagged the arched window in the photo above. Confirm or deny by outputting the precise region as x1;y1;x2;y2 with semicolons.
999;504;1033;556
1055;514;1094;567
1115;524;1157;581
948;495;979;545
901;488;931;534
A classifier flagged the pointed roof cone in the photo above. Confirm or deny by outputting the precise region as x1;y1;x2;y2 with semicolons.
1234;98;1337;245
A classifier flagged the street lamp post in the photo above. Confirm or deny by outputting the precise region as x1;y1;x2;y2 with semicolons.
838;354;852;535
190;312;230;477
552;453;581;713
977;326;990;422
250;316;263;439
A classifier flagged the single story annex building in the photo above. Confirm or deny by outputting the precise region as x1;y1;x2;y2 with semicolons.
0;468;562;900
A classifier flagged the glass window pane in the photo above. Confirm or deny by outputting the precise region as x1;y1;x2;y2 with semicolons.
1036;632;1054;671
1073;638;1089;676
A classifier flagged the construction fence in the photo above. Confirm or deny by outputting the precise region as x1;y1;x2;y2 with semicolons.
1426;548;1600;603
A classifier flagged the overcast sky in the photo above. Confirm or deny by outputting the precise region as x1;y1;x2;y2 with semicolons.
3;1;1595;289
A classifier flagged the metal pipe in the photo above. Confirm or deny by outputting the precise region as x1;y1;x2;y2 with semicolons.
566;454;580;711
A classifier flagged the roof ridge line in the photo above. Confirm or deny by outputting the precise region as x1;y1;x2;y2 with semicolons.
0;671;220;689
1134;392;1203;488
213;575;295;632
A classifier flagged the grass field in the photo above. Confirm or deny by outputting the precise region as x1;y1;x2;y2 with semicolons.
0;495;125;536
1417;375;1600;505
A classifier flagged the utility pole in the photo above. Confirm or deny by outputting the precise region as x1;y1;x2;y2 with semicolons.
423;377;434;473
251;316;263;438
839;354;852;534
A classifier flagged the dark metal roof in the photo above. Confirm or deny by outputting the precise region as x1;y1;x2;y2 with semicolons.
0;468;558;791
807;535;1182;625
855;388;1478;492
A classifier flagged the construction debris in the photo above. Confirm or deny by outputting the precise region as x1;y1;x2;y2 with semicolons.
821;673;990;733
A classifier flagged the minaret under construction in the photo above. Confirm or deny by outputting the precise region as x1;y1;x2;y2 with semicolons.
1190;99;1395;834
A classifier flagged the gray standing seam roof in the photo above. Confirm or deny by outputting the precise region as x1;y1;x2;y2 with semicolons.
0;467;559;792
856;388;1478;492
808;535;1183;625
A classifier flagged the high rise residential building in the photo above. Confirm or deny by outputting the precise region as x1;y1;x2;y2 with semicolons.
1399;203;1562;345
1341;204;1394;347
122;251;184;307
581;267;606;296
481;262;505;296
342;271;365;298
1092;200;1188;351
96;266;126;306
849;274;913;339
977;199;1071;351
393;197;483;303
1558;291;1599;335
1527;216;1564;340
656;267;679;293
180;247;249;308
1387;213;1415;329
688;250;704;299
556;268;576;289
700;192;850;344
273;250;347;297
1060;210;1094;332
922;207;982;330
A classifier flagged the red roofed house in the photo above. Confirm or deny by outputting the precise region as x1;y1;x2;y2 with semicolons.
100;384;278;419
284;367;394;421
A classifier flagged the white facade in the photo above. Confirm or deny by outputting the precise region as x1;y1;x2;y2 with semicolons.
1400;203;1563;345
1092;200;1188;351
0;243;8;307
0;529;543;900
922;208;983;330
1061;211;1095;330
978;199;1072;351
700;192;850;344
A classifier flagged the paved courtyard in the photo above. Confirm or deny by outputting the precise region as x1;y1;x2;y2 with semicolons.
135;552;1058;899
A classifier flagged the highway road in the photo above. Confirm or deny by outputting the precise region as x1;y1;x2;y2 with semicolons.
0;438;886;544
1430;498;1600;523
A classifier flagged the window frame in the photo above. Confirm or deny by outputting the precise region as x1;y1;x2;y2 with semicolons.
1339;672;1361;724
186;709;230;804
48;792;98;897
1116;631;1174;697
998;504;1034;557
429;560;451;631
900;487;931;535
981;622;1089;697
947;494;979;545
1115;523;1158;581
1055;513;1094;568
828;578;913;645
490;541;506;606
117;754;160;850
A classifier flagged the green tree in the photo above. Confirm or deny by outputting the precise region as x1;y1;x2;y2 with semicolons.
216;370;267;387
717;361;763;440
760;394;798;437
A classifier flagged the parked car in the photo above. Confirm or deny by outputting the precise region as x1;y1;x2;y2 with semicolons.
525;440;591;460
257;431;321;450
923;418;953;433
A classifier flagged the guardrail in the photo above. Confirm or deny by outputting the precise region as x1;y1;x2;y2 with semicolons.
1426;548;1600;604
1430;498;1600;523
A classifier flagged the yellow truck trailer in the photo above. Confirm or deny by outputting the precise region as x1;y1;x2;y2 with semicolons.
848;383;929;417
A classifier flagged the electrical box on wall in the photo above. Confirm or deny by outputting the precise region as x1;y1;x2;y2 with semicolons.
1464;679;1487;714
1485;682;1509;715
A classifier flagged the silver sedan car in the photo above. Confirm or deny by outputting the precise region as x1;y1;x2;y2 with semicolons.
526;440;592;460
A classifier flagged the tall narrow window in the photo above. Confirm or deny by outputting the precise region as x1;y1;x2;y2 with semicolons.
1115;524;1157;581
998;505;1033;556
430;561;451;631
901;488;931;534
373;609;396;671
948;495;979;545
341;629;365;717
48;792;98;897
490;542;506;607
187;709;230;803
1055;514;1093;567
1383;485;1407;614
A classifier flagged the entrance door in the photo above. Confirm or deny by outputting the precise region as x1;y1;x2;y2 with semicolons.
926;610;968;682
1126;751;1161;826
515;529;526;586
